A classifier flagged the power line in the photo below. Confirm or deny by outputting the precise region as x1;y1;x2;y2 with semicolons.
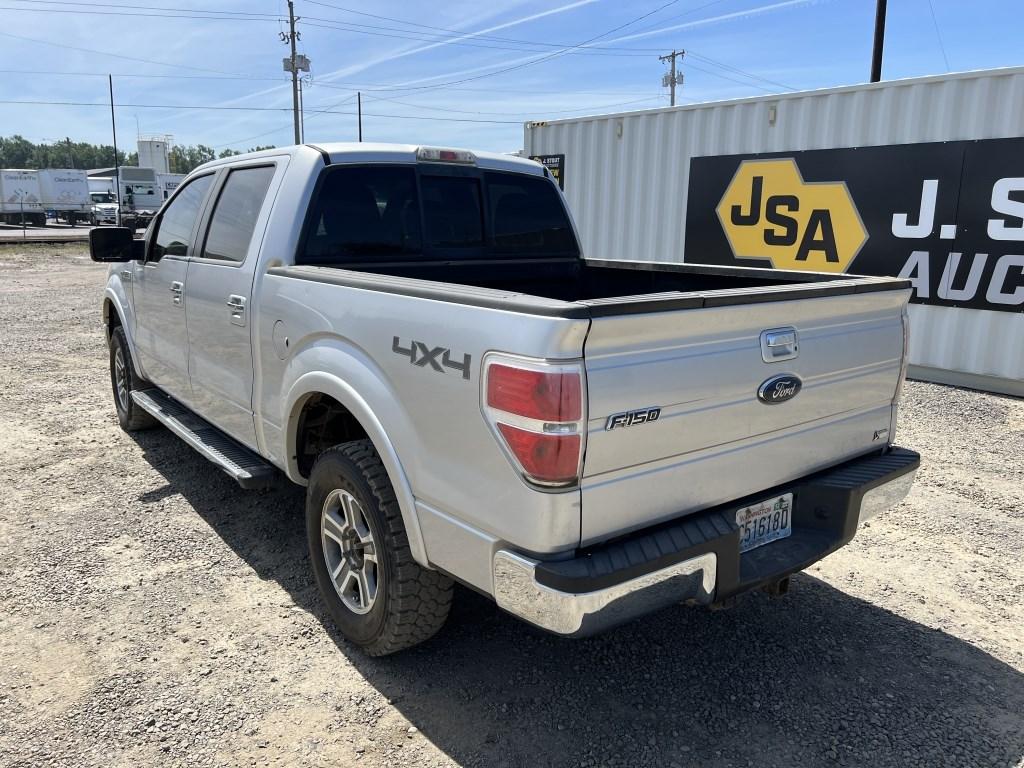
618;0;731;37
685;49;795;91
7;0;279;15
0;68;289;83
0;30;251;76
299;18;654;57
304;0;684;120
299;2;668;53
349;93;666;117
0;98;524;124
925;0;950;71
0;68;662;98
0;4;282;21
683;60;785;93
211;124;293;150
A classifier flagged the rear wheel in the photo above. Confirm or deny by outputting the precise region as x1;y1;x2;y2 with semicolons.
306;440;453;656
109;326;157;431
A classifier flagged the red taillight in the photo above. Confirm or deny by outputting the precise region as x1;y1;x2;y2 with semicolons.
483;357;585;488
496;425;581;485
487;364;581;422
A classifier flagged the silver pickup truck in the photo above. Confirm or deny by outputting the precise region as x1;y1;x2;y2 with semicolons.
91;143;919;655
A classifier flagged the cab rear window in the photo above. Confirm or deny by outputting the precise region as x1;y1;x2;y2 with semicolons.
298;164;577;264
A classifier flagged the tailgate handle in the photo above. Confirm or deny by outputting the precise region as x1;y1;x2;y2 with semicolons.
761;327;799;363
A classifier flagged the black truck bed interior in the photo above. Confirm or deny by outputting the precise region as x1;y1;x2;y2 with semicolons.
338;258;840;303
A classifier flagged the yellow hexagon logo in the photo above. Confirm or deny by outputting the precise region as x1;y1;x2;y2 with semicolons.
715;158;868;273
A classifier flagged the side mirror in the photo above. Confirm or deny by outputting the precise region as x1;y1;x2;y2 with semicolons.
89;227;144;262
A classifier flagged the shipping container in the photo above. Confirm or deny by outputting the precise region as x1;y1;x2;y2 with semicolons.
38;168;90;224
524;67;1024;397
0;168;46;226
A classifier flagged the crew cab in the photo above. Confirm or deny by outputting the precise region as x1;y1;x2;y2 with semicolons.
91;143;919;655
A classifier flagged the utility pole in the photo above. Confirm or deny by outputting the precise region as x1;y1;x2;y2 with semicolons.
109;74;121;227
286;0;300;144
281;1;310;145
870;0;887;82
357;92;363;142
659;50;685;106
298;77;305;143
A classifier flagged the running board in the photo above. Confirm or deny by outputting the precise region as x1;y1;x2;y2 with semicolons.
131;389;278;489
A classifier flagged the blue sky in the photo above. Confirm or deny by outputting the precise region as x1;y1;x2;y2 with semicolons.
1;0;1021;154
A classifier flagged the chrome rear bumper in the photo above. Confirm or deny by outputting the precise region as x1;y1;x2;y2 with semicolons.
493;550;717;637
492;447;919;637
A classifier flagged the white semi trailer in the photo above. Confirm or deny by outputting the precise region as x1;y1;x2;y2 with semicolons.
0;169;46;226
38;168;91;225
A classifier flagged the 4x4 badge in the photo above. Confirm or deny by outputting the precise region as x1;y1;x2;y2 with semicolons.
392;337;471;380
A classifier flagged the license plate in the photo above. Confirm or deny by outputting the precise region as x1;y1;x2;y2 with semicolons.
736;493;793;553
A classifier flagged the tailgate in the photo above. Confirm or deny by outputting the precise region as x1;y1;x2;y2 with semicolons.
580;286;909;546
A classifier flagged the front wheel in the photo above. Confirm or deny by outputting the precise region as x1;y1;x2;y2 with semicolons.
109;326;157;431
306;441;453;656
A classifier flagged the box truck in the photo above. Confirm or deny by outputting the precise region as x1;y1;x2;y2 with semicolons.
38;168;91;225
156;172;185;201
87;167;162;228
0;169;46;226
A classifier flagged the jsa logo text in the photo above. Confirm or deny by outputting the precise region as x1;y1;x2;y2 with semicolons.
716;158;867;273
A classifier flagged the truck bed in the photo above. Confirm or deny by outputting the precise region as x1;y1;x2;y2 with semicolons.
276;258;908;317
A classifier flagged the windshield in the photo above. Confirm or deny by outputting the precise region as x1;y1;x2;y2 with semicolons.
91;192;115;203
299;164;578;264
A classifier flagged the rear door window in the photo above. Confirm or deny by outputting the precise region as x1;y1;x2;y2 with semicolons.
302;165;421;262
200;165;276;263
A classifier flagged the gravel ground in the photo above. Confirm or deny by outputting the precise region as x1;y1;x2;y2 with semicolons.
1;244;1022;768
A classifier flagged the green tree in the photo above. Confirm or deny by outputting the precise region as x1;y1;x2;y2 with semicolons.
168;144;217;173
0;135;36;167
0;135;134;169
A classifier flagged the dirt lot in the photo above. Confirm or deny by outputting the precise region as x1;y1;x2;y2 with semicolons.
1;244;1022;768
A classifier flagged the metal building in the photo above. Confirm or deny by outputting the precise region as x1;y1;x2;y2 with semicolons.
137;135;172;175
524;67;1024;397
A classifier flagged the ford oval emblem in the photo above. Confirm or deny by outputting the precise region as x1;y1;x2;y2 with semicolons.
758;373;802;404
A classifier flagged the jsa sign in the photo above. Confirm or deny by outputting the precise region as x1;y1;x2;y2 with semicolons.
685;138;1024;312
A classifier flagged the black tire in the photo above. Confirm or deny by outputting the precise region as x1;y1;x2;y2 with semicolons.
306;440;453;656
109;326;158;431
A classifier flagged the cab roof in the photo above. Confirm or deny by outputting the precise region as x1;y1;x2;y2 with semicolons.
195;142;544;178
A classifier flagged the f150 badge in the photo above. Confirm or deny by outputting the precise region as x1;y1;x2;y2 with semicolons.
392;337;471;380
606;407;661;430
757;373;802;404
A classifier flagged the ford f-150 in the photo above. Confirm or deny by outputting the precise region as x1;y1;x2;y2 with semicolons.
90;143;919;655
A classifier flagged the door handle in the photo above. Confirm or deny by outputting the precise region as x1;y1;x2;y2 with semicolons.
226;294;247;327
169;281;183;306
